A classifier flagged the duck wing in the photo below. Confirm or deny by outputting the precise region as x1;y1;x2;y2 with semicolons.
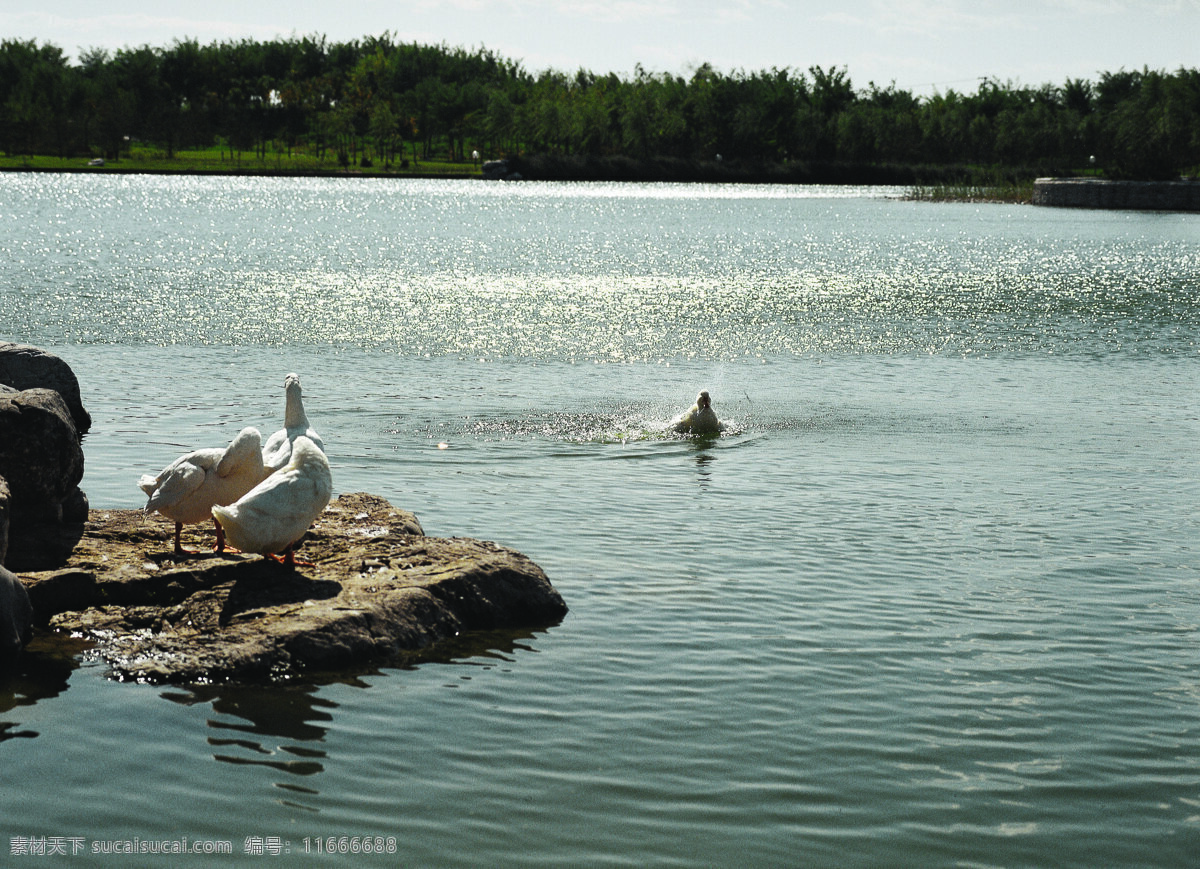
673;404;700;433
140;446;221;504
144;458;208;516
215;427;264;478
215;437;332;555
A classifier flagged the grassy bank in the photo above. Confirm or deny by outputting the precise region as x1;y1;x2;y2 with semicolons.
2;148;1046;203
0;145;483;178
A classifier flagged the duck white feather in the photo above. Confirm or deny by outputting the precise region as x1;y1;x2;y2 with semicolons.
262;372;324;473
213;435;333;566
673;390;722;435
137;427;268;554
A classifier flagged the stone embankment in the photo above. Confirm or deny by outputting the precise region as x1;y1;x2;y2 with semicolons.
1033;178;1200;211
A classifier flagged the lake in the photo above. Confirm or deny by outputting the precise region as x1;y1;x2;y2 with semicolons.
1;173;1198;867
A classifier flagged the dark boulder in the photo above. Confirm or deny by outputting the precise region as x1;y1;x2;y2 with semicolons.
0;389;87;570
0;389;84;511
0;566;33;661
481;159;523;180
0;476;8;564
0;343;91;436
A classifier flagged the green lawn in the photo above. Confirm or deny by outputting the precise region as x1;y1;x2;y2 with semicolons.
0;145;483;177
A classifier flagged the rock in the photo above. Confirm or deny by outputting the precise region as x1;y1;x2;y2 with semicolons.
21;493;567;683
481;159;522;180
0;389;84;511
0;388;87;571
61;486;90;524
0;343;91;435
0;566;33;661
0;476;9;564
6;513;87;574
0;344;90;570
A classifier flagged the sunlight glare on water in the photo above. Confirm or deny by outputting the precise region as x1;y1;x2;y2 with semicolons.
4;175;1197;359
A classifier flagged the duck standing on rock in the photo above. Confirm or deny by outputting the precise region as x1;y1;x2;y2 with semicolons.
138;427;268;555
263;372;324;473
673;390;722;435
213;435;333;567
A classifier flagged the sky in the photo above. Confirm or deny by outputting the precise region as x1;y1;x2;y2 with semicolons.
2;0;1197;96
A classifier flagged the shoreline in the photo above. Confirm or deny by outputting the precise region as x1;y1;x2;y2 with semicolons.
0;164;480;181
1;152;1032;188
0;162;1035;206
14;161;1195;212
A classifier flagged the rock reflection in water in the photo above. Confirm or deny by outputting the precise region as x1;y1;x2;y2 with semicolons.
153;626;547;810
163;682;338;809
0;633;88;741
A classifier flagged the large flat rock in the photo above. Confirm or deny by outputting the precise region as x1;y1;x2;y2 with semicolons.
18;493;567;683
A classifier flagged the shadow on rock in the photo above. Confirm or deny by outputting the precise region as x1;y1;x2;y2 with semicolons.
220;565;342;628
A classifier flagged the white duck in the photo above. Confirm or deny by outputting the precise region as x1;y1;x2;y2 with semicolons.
673;390;722;435
138;427;268;555
213;435;333;567
262;372;324;474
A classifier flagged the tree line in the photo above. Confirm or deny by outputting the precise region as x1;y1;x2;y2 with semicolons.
1;33;1197;180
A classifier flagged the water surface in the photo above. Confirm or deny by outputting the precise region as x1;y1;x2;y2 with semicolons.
1;175;1198;866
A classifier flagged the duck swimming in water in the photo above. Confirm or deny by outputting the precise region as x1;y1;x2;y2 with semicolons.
673;390;722;435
